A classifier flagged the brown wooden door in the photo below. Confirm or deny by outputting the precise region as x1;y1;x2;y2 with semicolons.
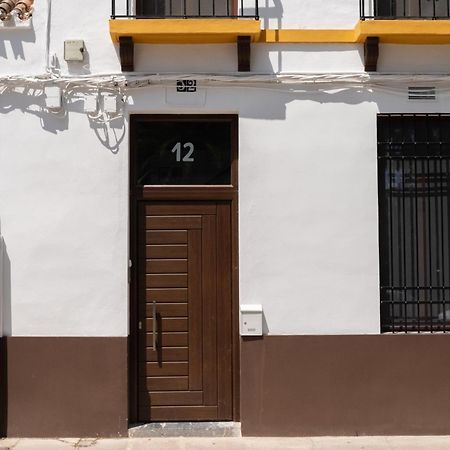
137;201;233;421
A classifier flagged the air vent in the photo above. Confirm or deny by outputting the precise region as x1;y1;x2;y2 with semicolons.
408;86;436;101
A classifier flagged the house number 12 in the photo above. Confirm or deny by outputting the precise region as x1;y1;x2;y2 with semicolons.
171;142;194;162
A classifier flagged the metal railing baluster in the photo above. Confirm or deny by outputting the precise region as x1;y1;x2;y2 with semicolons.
110;0;263;19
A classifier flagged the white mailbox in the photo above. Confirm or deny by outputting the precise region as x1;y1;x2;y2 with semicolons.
240;304;263;336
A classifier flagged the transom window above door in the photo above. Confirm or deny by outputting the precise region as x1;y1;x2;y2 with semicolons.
133;116;236;186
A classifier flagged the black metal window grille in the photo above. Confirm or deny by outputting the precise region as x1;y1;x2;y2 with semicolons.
378;114;450;333
112;0;259;19
360;0;450;19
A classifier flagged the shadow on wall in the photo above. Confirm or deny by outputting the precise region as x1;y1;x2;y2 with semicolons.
66;47;91;76
258;0;283;30
88;115;125;154
0;87;125;153
253;44;364;74
0;89;68;134
0;220;9;438
0;27;36;60
0;220;12;338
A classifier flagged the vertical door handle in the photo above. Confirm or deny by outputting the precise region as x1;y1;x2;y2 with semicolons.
153;300;157;351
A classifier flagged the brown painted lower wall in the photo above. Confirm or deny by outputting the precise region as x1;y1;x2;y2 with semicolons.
0;337;6;437
5;337;127;438
241;335;450;436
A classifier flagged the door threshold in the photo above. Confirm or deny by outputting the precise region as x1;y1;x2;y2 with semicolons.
129;422;241;438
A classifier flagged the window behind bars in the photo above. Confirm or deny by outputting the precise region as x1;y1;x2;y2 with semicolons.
378;114;450;332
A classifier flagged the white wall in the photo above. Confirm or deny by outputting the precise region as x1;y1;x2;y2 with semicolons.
1;0;450;337
2;0;450;77
0;92;129;336
258;0;360;29
0;234;5;337
1;80;448;336
0;0;362;78
0;1;48;76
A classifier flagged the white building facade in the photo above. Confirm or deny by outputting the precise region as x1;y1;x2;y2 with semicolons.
1;0;450;437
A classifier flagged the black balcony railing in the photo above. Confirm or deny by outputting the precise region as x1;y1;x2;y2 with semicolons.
360;0;450;19
111;0;259;19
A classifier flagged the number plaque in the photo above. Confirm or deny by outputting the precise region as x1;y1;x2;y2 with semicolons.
176;80;197;93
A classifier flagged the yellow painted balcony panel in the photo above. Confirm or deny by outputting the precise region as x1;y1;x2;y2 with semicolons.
355;20;450;44
109;18;261;44
257;21;450;44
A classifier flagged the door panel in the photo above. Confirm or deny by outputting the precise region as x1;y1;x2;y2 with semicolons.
137;201;233;421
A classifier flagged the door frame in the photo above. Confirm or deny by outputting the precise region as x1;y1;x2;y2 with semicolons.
128;114;240;424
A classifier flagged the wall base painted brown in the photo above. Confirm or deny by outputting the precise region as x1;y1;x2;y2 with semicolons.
241;335;450;436
6;337;127;438
0;337;6;437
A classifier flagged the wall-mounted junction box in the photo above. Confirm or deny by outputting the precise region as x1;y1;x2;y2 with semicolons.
64;40;85;62
84;95;98;113
240;304;263;336
103;95;117;114
44;86;61;109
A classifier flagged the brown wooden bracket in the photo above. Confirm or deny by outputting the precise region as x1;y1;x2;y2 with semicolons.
364;36;379;72
237;36;251;72
119;36;134;72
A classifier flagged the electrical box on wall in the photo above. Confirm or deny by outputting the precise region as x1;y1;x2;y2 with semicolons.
64;40;85;62
103;95;117;113
84;95;98;113
240;304;263;336
44;86;61;109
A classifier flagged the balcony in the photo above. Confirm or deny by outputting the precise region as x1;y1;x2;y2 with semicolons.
358;0;450;71
360;0;450;19
111;0;259;19
110;0;261;71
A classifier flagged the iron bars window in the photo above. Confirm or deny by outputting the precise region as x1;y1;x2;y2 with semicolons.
360;0;450;19
112;0;259;19
378;114;450;333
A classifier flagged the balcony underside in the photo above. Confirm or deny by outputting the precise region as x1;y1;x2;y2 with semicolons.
109;18;261;44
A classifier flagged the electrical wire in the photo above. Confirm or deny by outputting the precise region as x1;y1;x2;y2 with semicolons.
4;71;450;92
3;71;450;125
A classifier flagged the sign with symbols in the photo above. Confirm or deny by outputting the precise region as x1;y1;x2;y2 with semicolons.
176;80;197;93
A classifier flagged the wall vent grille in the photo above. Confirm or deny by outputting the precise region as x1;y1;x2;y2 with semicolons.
408;87;436;100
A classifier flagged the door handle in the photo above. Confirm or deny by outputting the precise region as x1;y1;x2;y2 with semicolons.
153;300;158;351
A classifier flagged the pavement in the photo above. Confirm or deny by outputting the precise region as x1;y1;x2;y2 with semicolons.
2;437;450;449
